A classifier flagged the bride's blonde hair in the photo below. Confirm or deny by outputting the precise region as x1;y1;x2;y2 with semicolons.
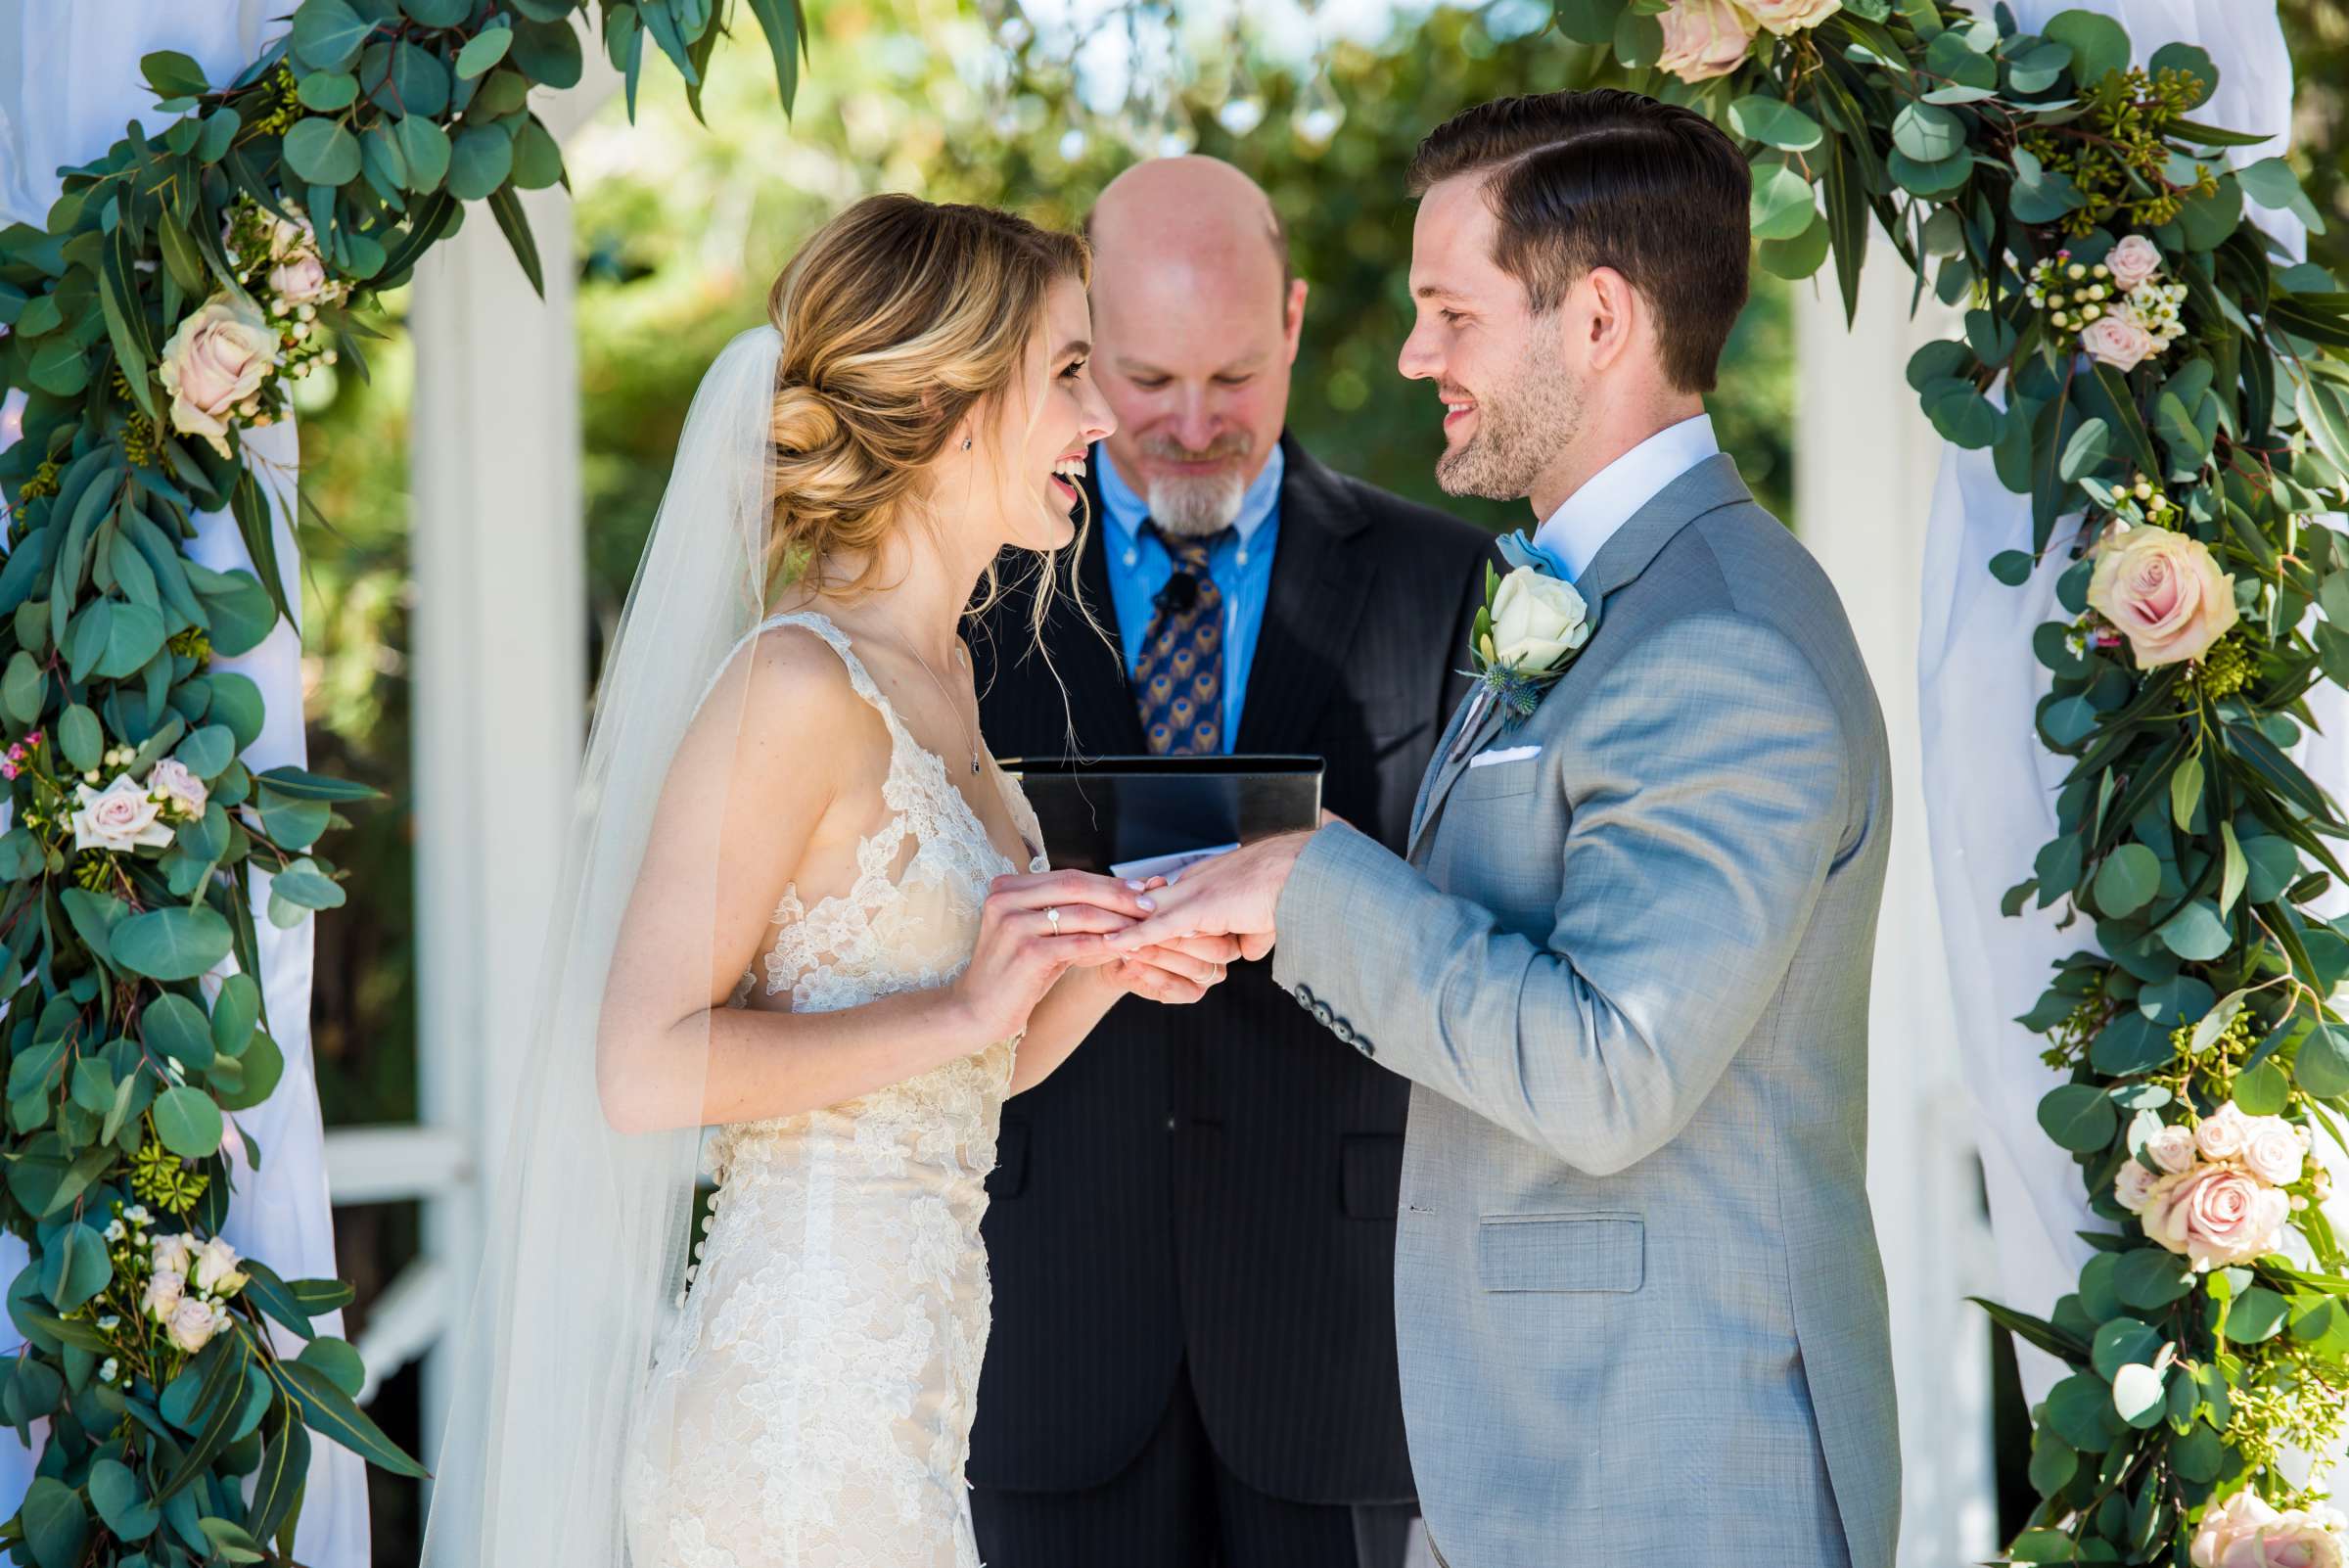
762;194;1091;608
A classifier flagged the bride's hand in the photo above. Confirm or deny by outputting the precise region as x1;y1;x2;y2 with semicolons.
1100;933;1244;1005
946;870;1158;1043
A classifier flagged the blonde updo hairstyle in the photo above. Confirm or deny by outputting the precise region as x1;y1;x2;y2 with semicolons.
763;194;1092;609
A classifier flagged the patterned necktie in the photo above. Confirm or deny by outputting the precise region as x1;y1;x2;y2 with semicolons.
1132;524;1234;756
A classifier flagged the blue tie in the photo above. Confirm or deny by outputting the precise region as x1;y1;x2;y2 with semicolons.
1132;524;1233;756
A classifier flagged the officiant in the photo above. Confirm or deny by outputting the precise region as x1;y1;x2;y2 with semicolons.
967;157;1493;1568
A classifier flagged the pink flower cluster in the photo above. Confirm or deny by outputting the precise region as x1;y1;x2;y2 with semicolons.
2028;237;2190;374
2114;1102;2307;1270
0;729;42;783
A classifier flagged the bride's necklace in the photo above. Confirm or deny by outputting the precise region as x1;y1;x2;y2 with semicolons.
906;636;982;776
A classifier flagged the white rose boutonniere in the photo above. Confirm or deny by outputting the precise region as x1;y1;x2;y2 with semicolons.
1464;530;1593;735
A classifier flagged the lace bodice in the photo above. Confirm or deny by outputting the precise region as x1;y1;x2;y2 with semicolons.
628;610;1046;1568
709;609;1049;1179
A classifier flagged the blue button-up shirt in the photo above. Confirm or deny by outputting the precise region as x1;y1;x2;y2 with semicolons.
1095;441;1284;754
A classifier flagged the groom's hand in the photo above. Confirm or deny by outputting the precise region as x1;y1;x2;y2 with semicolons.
1105;828;1316;961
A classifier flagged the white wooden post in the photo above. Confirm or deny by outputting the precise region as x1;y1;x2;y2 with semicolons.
403;176;589;1462
1793;244;2004;1563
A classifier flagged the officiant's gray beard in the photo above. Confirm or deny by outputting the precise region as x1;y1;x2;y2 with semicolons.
1140;433;1255;538
1437;341;1585;504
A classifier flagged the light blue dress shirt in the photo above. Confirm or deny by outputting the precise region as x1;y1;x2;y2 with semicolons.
1530;412;1719;580
1095;441;1284;754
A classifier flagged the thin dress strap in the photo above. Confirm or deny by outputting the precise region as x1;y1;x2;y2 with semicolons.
743;610;909;741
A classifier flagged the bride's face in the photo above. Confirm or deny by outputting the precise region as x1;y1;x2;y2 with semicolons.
984;276;1116;555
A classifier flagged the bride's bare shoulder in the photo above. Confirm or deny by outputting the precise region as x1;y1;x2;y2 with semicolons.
722;619;891;771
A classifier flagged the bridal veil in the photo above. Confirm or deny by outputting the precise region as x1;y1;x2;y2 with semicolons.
419;324;784;1565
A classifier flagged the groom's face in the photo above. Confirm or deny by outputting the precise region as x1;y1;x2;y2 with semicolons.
1400;175;1585;504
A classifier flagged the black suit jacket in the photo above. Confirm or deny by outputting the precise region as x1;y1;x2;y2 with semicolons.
966;435;1494;1503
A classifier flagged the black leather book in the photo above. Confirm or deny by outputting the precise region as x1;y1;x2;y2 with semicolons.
997;754;1323;876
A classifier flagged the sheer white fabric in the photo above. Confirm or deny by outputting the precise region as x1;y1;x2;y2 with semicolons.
420;326;780;1567
1924;0;2321;1403
624;610;1045;1568
0;7;363;1561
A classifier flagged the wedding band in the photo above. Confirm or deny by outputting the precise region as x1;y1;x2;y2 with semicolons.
1045;906;1062;934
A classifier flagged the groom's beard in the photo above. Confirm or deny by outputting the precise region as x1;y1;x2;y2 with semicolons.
1436;341;1585;503
1140;432;1255;538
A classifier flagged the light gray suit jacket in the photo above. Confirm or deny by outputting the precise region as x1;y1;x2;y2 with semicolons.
1270;454;1898;1567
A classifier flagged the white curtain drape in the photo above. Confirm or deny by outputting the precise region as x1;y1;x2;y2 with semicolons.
0;5;366;1561
1923;0;2323;1407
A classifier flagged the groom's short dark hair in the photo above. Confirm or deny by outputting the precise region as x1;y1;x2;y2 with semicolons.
1407;90;1750;393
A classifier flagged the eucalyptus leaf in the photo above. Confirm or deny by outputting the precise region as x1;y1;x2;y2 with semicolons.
2094;844;2159;917
1892;102;1965;163
2038;1084;2118;1152
2044;8;2131;85
283;118;362;186
1749;163;1817;243
110;905;234;982
151;1086;223;1160
1727;96;1822;152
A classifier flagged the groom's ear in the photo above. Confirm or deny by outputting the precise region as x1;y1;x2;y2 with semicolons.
1281;277;1309;363
1578;266;1642;376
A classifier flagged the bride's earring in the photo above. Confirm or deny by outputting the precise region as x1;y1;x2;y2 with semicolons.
961;438;973;450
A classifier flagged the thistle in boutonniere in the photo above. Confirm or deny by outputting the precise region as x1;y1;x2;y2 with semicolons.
1465;531;1593;734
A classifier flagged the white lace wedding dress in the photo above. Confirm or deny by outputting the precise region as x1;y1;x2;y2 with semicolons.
623;611;1048;1568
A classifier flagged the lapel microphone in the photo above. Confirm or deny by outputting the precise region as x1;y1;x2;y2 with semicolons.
1153;570;1201;618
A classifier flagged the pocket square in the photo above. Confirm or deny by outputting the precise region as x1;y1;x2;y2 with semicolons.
1468;744;1540;769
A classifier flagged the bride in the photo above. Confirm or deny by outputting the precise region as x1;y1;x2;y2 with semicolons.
419;195;1237;1567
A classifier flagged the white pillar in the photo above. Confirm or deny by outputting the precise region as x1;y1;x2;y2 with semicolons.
1793;245;2002;1564
405;179;587;1461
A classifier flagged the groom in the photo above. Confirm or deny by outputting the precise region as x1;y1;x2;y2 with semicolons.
1109;90;1901;1567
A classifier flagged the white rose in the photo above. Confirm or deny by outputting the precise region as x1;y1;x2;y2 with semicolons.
2087;524;2238;668
2115;1159;2160;1213
1656;0;1757;83
193;1235;248;1298
151;1231;196;1279
144;1268;185;1323
2145;1123;2200;1175
145;759;208;819
2140;1162;2291;1269
166;1296;219;1354
1741;0;1841;35
69;774;174;853
158;294;277;458
2241;1117;2306;1187
1489;566;1590;675
2105;234;2164;293
2196;1102;2253;1163
2195;1490;2349;1568
2080;311;2159;372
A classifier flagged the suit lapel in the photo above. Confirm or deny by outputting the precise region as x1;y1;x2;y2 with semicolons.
1406;687;1507;859
1403;452;1753;860
1407;686;1492;857
1232;436;1374;754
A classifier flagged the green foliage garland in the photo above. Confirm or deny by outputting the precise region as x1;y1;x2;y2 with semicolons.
0;2;803;1563
1566;0;2349;1559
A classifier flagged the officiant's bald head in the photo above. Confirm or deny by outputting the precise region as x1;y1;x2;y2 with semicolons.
1083;158;1307;536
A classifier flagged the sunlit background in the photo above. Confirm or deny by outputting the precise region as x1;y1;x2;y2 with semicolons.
281;0;2349;1555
